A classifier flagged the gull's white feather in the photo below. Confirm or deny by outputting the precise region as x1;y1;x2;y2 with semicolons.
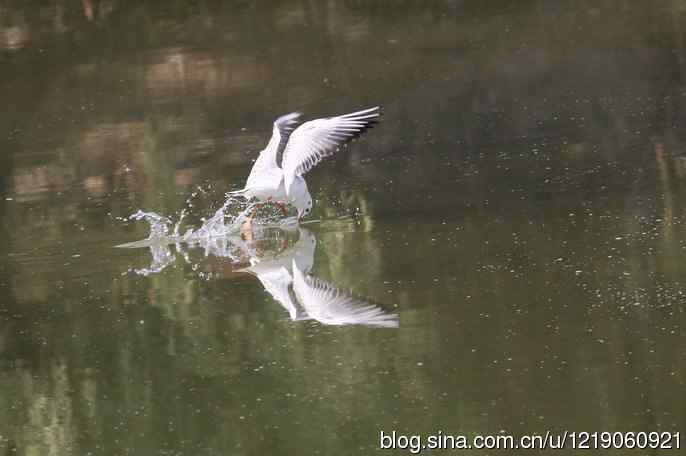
232;112;301;200
281;107;380;196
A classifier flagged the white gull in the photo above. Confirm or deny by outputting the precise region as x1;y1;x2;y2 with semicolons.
230;107;381;219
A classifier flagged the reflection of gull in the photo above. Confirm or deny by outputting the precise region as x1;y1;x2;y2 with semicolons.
291;258;399;328
122;219;399;327
241;229;315;321
244;228;398;327
230;107;380;219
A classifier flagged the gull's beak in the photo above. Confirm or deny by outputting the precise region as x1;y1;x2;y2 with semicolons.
297;210;304;221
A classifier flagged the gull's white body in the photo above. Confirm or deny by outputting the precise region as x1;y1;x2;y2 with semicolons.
231;107;380;219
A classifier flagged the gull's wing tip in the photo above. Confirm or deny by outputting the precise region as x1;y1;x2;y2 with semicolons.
341;106;382;119
275;112;303;124
375;319;400;328
338;106;382;129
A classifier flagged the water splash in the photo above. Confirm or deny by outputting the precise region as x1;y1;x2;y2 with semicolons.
116;200;398;327
129;210;175;240
117;191;299;276
131;242;175;276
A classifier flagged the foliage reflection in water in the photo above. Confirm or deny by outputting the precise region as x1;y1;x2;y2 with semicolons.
2;0;686;454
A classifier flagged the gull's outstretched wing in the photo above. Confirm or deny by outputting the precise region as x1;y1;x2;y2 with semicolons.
244;112;301;189
281;107;380;192
291;259;398;328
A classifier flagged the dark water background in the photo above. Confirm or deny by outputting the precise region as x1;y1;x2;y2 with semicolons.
1;1;685;454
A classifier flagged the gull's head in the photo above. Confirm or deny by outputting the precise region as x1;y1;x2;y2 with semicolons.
296;196;313;221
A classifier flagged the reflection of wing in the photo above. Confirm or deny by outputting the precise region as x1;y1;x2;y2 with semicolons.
251;266;306;320
291;260;399;328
